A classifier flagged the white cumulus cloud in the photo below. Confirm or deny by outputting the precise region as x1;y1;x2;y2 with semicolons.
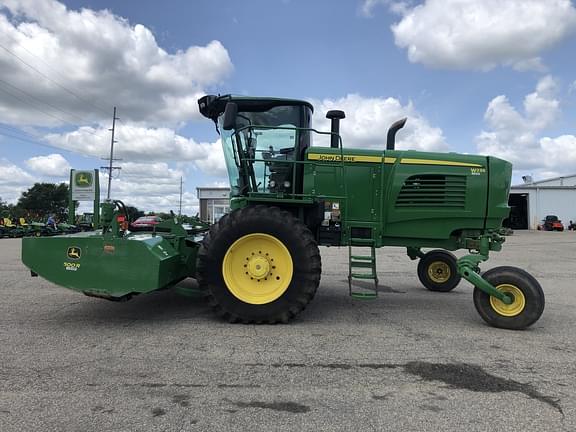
0;158;36;203
25;153;70;177
95;162;199;215
311;94;448;152
43;124;227;177
391;0;576;71
476;76;576;178
0;0;233;126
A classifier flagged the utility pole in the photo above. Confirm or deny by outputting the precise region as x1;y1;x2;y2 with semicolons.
178;176;183;217
101;107;121;199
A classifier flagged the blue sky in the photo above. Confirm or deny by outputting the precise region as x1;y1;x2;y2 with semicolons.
1;0;576;214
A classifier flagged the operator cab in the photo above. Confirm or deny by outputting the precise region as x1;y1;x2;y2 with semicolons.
198;95;313;196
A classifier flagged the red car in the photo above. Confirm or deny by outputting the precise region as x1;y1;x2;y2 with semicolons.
129;216;162;231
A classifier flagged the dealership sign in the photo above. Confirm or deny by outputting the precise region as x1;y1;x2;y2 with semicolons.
71;169;98;201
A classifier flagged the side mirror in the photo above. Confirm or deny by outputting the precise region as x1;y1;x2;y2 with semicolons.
222;102;238;130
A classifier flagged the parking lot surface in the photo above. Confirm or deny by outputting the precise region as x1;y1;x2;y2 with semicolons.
1;231;575;431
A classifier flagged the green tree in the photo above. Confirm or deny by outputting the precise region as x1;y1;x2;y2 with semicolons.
0;196;7;216
0;197;21;219
17;183;70;221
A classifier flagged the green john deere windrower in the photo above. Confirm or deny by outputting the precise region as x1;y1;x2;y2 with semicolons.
22;94;545;329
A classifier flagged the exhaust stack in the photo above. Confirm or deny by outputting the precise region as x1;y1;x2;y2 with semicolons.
326;110;346;148
386;118;407;150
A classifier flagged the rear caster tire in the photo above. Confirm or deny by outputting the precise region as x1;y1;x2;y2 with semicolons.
473;266;545;330
417;250;461;292
197;205;321;324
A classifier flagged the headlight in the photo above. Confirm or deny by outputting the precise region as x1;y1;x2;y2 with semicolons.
283;181;291;189
269;180;276;188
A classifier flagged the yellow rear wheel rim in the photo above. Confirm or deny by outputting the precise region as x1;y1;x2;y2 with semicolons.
222;233;293;305
428;261;451;284
490;284;526;317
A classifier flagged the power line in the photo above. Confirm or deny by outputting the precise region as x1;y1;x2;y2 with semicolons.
0;42;148;149
0;84;75;126
0;44;139;173
0;128;77;154
0;41;111;118
0;129;47;146
0;83;105;138
0;82;103;136
0;77;94;125
7;37;111;115
0;123;34;135
0;124;101;157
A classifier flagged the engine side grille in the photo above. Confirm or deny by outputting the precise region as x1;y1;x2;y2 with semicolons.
395;174;467;209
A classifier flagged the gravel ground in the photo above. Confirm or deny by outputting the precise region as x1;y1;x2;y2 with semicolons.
1;231;575;431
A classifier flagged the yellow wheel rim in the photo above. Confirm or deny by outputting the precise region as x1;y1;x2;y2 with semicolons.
489;284;526;317
222;233;293;305
427;261;451;284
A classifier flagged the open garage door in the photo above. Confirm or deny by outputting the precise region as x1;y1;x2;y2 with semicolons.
503;193;529;229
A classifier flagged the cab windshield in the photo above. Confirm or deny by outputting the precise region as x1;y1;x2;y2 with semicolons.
218;105;305;195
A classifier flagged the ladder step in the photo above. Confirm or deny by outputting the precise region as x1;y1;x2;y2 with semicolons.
350;255;374;261
350;273;377;279
350;238;374;245
350;261;374;268
350;291;378;300
348;229;378;299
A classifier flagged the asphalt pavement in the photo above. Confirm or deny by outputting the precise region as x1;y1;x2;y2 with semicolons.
1;231;575;431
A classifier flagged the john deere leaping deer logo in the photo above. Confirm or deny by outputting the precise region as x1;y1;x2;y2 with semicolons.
67;246;82;260
74;172;93;187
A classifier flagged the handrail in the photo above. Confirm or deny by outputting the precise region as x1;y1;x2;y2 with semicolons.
232;124;349;231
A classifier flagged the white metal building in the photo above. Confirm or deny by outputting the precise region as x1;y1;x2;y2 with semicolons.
507;174;576;230
196;187;230;223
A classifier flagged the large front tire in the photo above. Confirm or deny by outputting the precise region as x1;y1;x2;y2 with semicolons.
473;266;545;330
197;206;321;323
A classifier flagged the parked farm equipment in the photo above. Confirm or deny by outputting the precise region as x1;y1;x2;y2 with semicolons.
19;218;50;237
2;218;25;238
21;94;545;329
537;215;564;231
0;217;80;238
